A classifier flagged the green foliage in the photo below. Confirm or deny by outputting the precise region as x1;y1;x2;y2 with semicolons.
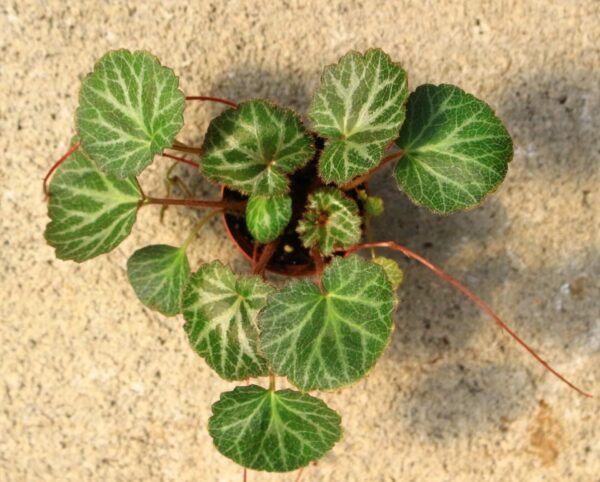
297;188;362;256
259;256;395;390
246;194;292;244
181;262;273;380
76;50;185;178
395;84;513;213
209;385;341;472
46;47;516;474
126;245;190;316
201;100;314;195
309;49;408;184
45;140;142;262
372;256;404;289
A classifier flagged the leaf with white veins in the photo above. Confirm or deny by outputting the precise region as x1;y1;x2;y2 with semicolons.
76;49;185;178
209;385;342;472
310;49;408;184
246;194;292;244
297;188;362;256
395;84;513;213
127;244;190;316
201;100;314;195
182;261;273;380
44;141;142;262
260;256;396;390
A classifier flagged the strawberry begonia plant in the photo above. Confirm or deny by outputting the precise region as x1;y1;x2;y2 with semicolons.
43;48;590;475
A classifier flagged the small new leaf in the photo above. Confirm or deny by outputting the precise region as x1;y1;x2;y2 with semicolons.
209;385;342;472
395;84;513;213
76;50;185;178
127;245;190;316
44;141;142;262
260;256;396;390
246;194;292;244
297;188;361;256
201;100;314;195
182;262;273;380
372;256;403;289
310;49;408;184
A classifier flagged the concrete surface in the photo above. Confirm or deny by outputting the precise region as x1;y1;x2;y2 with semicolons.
1;1;598;481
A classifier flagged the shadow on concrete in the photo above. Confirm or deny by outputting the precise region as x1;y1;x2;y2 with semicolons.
399;362;535;440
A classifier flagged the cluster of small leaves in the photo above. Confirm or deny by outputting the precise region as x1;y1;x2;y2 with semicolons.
44;47;513;473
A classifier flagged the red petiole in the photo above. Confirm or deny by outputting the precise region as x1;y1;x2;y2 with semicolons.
43;141;81;199
344;241;593;398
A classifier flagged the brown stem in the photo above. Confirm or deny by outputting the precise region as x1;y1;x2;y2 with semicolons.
185;95;238;108
169;144;203;155
345;241;593;398
43;141;81;199
294;468;304;482
252;241;278;276
310;247;325;288
145;196;246;213
341;150;404;191
161;153;200;169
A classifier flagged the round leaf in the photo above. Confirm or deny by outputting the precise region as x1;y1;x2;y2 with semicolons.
127;244;190;316
372;256;404;289
246;194;292;244
259;256;396;390
182;262;273;380
44;141;142;262
209;385;342;472
309;48;408;184
201;100;314;195
76;49;185;178
297;188;362;256
395;84;513;213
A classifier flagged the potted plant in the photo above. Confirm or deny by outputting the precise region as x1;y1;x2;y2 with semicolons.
43;48;590;475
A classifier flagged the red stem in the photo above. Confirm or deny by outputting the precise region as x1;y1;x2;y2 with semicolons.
252;242;278;276
344;241;593;398
43;141;81;199
145;196;246;213
310;248;325;288
294;467;304;482
341;150;404;191
161;153;200;169
185;95;238;108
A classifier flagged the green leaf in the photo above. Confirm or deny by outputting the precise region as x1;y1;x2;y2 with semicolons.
44;141;142;262
181;261;273;380
297;188;362;256
209;385;342;472
309;49;408;184
395;84;513;213
201;100;314;195
372;256;403;289
76;49;185;178
260;256;395;390
246;194;292;244
365;196;384;217
126;245;190;316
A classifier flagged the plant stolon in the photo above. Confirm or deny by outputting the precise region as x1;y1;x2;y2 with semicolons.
43;48;592;477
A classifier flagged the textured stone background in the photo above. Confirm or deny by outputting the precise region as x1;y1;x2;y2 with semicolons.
1;1;598;481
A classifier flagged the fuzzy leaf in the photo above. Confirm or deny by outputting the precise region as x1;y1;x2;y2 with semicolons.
201;100;314;195
297;188;361;256
372;256;403;289
260;256;395;390
76;49;185;178
246;194;292;244
209;385;341;472
309;49;408;184
182;262;273;380
395;84;513;213
126;245;190;316
44;142;142;262
365;196;384;217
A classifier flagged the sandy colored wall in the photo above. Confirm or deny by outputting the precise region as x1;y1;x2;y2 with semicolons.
1;1;598;481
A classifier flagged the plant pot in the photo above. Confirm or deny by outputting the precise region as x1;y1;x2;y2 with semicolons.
221;155;368;277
